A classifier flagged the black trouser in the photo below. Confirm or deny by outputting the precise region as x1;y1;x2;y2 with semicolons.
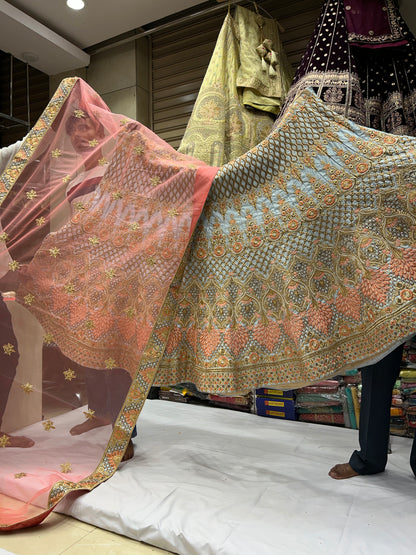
349;344;416;476
0;297;19;429
85;366;136;436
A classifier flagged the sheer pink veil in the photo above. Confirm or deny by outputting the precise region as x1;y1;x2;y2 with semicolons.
0;77;217;529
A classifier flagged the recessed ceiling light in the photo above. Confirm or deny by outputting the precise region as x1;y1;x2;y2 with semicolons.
66;0;85;10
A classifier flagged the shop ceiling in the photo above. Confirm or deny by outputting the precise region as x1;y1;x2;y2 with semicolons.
0;0;211;74
0;0;415;76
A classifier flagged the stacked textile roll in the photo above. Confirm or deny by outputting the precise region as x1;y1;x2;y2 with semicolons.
255;388;297;420
158;383;253;412
295;380;345;426
207;393;252;413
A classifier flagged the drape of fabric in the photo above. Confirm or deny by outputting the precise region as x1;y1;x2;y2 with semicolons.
3;78;416;530
278;0;416;135
156;87;416;393
178;5;293;166
0;77;217;529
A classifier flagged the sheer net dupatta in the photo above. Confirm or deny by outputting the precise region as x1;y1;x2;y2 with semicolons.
0;77;217;530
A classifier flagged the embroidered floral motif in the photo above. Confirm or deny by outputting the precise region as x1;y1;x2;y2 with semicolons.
8;260;20;271
83;409;95;419
43;420;55;431
26;189;37;200
2;343;15;355
21;382;34;393
63;368;76;381
43;333;54;344
60;463;72;473
24;294;35;305
0;435;10;448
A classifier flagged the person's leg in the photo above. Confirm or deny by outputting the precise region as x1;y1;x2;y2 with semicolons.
329;344;403;479
70;367;111;435
0;297;34;447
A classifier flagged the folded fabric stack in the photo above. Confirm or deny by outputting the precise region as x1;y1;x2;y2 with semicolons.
399;368;416;436
158;383;253;412
158;383;209;404
295;380;345;427
255;388;297;420
207;393;253;413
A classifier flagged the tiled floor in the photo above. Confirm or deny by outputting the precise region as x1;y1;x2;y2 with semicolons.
0;513;172;555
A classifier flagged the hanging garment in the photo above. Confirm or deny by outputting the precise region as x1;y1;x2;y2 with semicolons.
279;0;416;135
2;77;416;530
178;5;293;166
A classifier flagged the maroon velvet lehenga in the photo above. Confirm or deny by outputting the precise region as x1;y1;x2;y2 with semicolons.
280;0;416;135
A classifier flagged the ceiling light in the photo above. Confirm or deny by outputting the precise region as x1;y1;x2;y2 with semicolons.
66;0;85;10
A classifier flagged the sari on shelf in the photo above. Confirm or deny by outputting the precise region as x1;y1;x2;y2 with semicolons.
2;75;416;530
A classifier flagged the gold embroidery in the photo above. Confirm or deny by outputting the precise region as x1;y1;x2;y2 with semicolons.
98;157;107;166
84;409;95;419
49;247;61;258
64;283;75;294
36;217;46;226
43;332;54;344
3;343;15;355
51;148;62;158
74;109;85;118
21;382;34;393
104;358;116;369
63;368;76;381
26;189;37;200
24;294;35;305
88;236;99;245
150;177;161;187
88;138;99;147
60;463;72;473
74;201;85;211
8;260;20;271
0;435;10;448
105;269;117;279
43;420;55;431
14;473;26;479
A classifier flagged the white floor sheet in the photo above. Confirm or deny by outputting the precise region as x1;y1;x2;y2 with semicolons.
57;399;416;555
